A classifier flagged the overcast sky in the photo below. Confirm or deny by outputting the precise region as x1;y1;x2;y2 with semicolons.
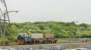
1;0;91;24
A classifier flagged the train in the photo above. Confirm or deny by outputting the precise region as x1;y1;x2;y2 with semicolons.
16;32;57;45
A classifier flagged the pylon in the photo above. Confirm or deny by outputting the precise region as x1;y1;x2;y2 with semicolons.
0;0;10;38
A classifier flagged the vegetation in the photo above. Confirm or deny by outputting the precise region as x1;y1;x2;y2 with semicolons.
8;22;91;38
1;21;91;45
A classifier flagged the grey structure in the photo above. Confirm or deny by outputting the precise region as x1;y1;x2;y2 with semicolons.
0;0;10;37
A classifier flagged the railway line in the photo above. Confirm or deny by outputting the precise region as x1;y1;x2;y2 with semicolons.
0;43;90;50
13;43;90;48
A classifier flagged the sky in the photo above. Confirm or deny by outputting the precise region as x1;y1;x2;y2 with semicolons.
0;0;91;24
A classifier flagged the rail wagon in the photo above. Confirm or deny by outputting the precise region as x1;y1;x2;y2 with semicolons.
16;32;57;45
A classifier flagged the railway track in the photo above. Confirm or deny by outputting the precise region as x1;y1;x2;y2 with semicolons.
0;43;90;50
0;43;90;48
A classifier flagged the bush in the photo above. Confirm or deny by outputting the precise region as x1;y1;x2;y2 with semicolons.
0;38;10;45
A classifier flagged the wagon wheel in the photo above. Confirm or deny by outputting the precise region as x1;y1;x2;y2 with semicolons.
16;40;25;45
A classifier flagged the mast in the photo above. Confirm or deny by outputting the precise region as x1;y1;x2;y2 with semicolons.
0;0;10;37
